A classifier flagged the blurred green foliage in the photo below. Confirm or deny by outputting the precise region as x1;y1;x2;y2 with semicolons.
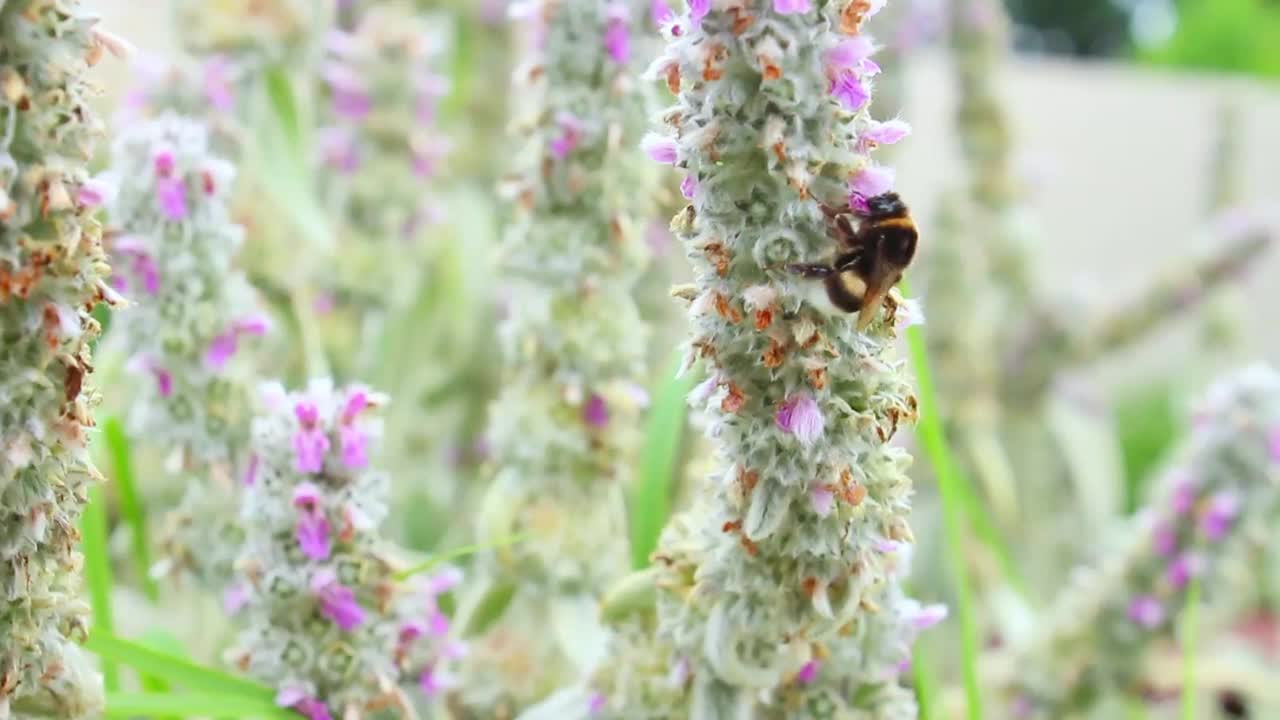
1112;378;1183;513
1141;0;1280;77
1006;0;1131;56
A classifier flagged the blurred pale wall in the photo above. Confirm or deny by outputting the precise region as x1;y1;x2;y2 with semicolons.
91;2;1279;383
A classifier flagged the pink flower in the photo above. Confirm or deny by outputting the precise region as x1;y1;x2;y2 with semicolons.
776;393;824;447
850;165;896;200
330;86;371;120
153;149;175;177
311;570;365;630
1170;476;1196;515
1127;595;1165;629
829;71;869;111
205;314;270;371
1152;521;1178;557
203;56;235;112
910;603;949;630
223;583;250;615
641;132;679;165
795;660;820;684
588;693;607;714
1269;426;1280;463
156;178;187;220
651;0;674;26
338;424;368;470
293;482;332;560
604;4;630;64
826;37;876;70
1199;491;1240;541
550;113;584;159
809;484;835;517
681;174;697;199
77;179;112;208
861;119;912;149
293;402;330;474
428;608;450;636
583;393;610;428
774;0;812;12
243;453;260;486
424;565;464;596
318;126;360;173
689;0;709;23
1166;552;1204;590
419;667;458;696
276;687;333;720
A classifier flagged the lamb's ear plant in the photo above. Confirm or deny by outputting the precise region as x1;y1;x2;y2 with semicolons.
0;2;124;716
228;380;465;719
1005;365;1280;718
105;114;268;588
450;0;660;714
526;1;940;718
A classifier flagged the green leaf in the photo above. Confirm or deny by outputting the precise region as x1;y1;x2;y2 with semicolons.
393;534;528;581
135;628;188;696
629;350;695;569
80;482;118;692
1114;379;1182;513
103;692;295;719
85;632;275;700
263;66;303;156
102;417;158;603
462;581;518;638
901;277;984;720
911;638;939;720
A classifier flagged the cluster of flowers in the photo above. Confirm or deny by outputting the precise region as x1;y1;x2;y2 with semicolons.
229;380;466;719
1009;365;1280;716
455;0;661;713
0;1;123;716
533;1;939;718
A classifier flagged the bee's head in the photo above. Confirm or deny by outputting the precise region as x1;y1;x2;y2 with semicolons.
864;192;907;221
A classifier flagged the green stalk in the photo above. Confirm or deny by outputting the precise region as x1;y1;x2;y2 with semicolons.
102;417;158;603
81;483;118;692
1181;578;1201;720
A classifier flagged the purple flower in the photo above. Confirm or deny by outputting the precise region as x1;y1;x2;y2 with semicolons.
293;402;330;474
428;608;450;636
419;667;458;696
424;565;464;596
810;484;835;517
651;0;674;26
311;570;365;630
1199;491;1240;541
156;178;188;220
331;88;371;120
583;393;610;428
1152;521;1178;557
276;687;333;720
774;0;812;14
776;393;824;446
318;127;360;173
910;603;949;630
77;179;112;208
604;4;630;64
153;149;175;177
795;660;820;684
203;56;235;112
861;118;912;149
641;132;679;165
1166;553;1204;590
293;482;332;560
550;113;584;159
223;583;250;615
244;453;260;486
850;165;896;200
205;314;271;371
338;424;368;470
826;36;876;71
1127;595;1165;629
681;174;697;199
689;0;709;23
588;693;607;714
1170;475;1196;515
1269;426;1280;463
829;71;869;111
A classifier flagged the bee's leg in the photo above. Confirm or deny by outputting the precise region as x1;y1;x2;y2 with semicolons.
818;202;853;220
786;263;836;279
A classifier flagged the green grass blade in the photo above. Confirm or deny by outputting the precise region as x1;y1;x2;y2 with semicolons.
81;482;118;692
901;277;984;720
393;534;527;581
135;628;188;702
462;580;518;638
85;632;275;700
1181;578;1202;720
911;638;938;720
102;417;158;603
630;350;695;569
103;692;294;719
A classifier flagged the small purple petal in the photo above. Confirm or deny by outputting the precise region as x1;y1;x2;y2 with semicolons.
1170;476;1197;515
293;482;322;509
1166;553;1204;590
425;565;464;596
235;314;271;335
295;401;320;427
1199;491;1240;541
1127;595;1165;629
681;174;697;199
641;132;679;165
156;178;188;220
604;11;630;65
223;583;250;615
428;609;450;636
205;332;238;371
275;686;307;709
1152;521;1178;557
77;179;111;208
826;37;876;70
293;428;330;474
243;453;260;486
795;660;820;684
296;511;332;561
862;118;912;147
776;393;825;447
689;0;709;23
331;89;372;121
583;393;610;428
152;365;173;397
773;0;812;12
911;603;949;630
810;485;835;517
203;56;235;111
153;149;175;177
651;0;674;26
318;126;360;173
1269;426;1280;463
312;572;365;630
339;424;369;470
419;667;458;696
850;165;896;199
829;70;870;111
588;693;607;714
550;113;584;159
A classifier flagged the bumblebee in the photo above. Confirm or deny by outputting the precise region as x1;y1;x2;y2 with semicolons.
786;192;919;329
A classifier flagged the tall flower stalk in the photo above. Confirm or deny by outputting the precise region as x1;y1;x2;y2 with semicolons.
0;2;121;716
453;0;658;713
555;1;928;716
228;380;465;720
1006;365;1280;717
106;114;267;587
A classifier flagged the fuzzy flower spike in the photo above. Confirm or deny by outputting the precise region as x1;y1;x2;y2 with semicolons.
558;1;927;717
1008;365;1280;717
454;0;661;713
0;2;122;717
230;380;465;718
